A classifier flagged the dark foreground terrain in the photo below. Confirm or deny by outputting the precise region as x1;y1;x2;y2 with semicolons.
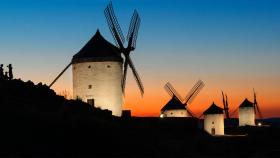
0;79;280;157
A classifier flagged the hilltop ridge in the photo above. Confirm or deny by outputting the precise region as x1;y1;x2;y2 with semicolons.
0;79;279;157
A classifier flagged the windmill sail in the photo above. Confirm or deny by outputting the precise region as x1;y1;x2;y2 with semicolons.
164;82;183;102
49;62;72;87
184;80;205;104
163;80;205;118
105;2;144;96
104;2;125;49
222;91;230;119
253;89;263;119
127;10;141;50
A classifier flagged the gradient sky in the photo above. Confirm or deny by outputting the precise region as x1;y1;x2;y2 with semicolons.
0;0;279;117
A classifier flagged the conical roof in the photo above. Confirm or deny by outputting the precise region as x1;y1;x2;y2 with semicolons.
239;98;254;108
203;102;224;115
72;30;123;63
161;96;186;111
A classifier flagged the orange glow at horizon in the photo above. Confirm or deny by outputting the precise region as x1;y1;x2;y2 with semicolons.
49;70;280;118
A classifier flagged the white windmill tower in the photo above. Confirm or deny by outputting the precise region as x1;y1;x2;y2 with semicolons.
238;89;262;126
160;80;205;118
203;102;224;136
49;2;144;116
238;98;255;126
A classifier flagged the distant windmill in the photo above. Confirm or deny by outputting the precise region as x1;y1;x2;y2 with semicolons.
221;91;230;119
160;80;205;118
238;89;263;126
48;2;143;116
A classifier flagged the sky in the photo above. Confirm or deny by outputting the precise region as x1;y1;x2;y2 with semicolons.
0;0;279;117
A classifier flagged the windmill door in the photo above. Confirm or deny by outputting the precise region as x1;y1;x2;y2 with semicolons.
211;128;215;135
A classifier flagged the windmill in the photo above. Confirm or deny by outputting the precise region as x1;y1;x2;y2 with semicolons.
221;91;230;119
238;89;263;127
203;102;224;135
48;2;143;116
160;80;205;118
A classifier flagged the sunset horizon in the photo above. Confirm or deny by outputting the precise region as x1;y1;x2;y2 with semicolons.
1;0;279;118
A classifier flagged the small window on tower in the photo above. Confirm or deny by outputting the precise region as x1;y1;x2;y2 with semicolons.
88;65;91;68
88;85;92;89
107;65;111;68
73;66;76;70
212;121;214;124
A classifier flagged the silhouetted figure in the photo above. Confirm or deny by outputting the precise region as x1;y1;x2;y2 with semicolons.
7;64;13;80
0;64;3;79
4;72;8;80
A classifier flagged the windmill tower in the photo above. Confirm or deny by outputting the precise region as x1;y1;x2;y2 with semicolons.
238;98;255;126
203;102;224;136
238;89;262;126
71;30;123;116
160;80;205;117
49;2;144;116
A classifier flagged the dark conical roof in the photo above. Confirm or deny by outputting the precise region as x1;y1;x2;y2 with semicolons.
161;96;186;111
72;30;123;63
203;102;224;115
239;98;254;108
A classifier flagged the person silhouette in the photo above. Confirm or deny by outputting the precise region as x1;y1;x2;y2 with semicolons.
4;72;8;80
0;64;3;79
7;64;13;80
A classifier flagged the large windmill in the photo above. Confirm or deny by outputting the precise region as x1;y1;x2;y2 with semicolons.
160;80;205;118
48;2;143;116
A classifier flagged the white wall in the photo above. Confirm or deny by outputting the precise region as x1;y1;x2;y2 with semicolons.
239;107;255;126
162;109;190;117
72;61;123;116
204;114;224;135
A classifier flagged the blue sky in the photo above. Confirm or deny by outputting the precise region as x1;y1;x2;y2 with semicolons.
0;0;279;116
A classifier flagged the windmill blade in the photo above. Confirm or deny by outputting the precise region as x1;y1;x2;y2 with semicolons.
49;62;72;88
198;113;204;119
104;2;125;49
255;102;263;119
122;59;129;94
164;82;184;102
164;82;183;102
253;89;263;119
253;89;257;114
184;80;204;103
186;107;196;117
127;55;144;96
225;94;230;119
164;83;175;98
127;10;141;50
222;91;226;108
225;94;229;108
184;80;205;104
127;10;137;41
229;106;239;118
